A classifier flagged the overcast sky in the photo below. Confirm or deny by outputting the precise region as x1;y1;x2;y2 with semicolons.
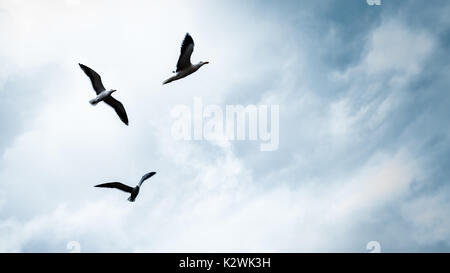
1;0;450;252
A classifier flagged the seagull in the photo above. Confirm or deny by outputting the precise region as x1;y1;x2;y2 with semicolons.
95;171;157;202
79;63;129;126
163;33;209;85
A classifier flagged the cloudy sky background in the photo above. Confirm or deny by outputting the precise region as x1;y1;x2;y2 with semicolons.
1;0;450;252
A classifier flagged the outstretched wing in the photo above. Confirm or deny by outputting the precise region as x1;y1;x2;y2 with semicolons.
176;33;194;72
138;171;156;187
104;96;129;125
95;182;134;193
79;63;106;94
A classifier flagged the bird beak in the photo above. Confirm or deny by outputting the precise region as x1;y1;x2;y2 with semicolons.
204;61;209;64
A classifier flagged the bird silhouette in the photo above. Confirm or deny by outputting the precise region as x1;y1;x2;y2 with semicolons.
163;33;209;85
79;63;129;125
95;171;156;202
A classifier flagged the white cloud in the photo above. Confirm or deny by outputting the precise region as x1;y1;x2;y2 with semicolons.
0;136;421;252
334;19;434;88
0;1;448;252
401;189;450;245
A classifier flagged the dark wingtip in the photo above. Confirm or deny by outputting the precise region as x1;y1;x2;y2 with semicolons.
79;63;87;71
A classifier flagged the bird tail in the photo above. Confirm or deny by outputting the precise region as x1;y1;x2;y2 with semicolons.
89;98;100;106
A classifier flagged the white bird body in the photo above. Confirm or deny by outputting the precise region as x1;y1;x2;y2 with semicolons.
163;33;209;85
163;62;205;85
89;89;116;106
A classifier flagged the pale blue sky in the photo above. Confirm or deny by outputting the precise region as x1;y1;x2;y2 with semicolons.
0;0;449;252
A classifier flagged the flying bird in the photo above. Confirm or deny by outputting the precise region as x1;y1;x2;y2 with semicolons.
79;63;129;125
163;33;209;85
95;171;157;202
